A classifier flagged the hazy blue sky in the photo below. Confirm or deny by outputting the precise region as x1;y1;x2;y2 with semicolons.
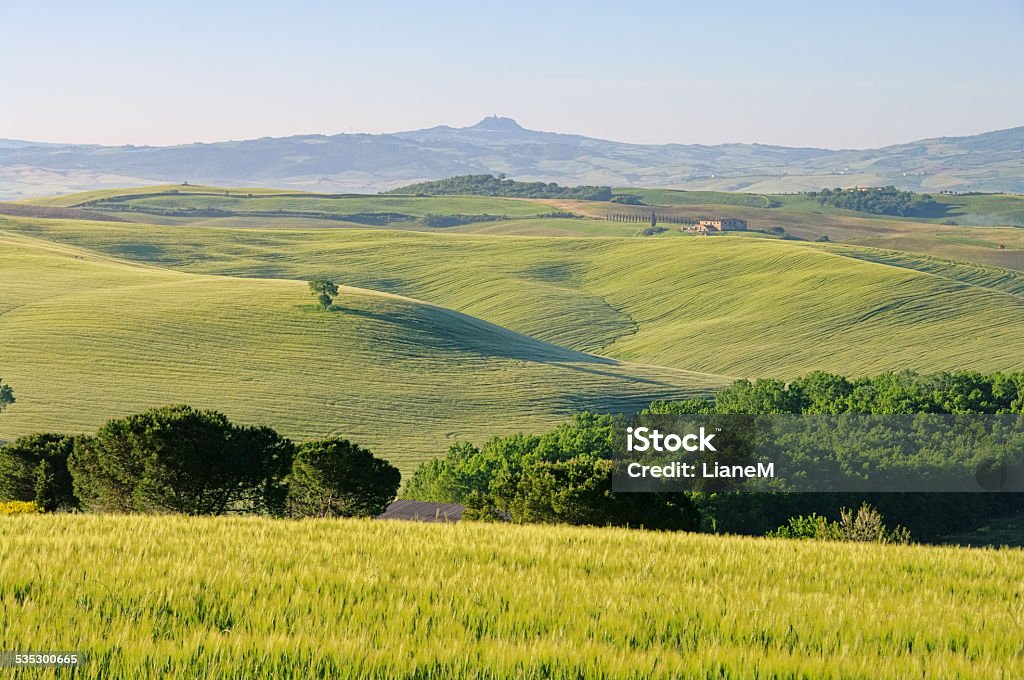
2;0;1022;148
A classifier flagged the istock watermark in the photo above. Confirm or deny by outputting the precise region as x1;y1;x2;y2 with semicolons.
626;426;718;453
611;414;1024;493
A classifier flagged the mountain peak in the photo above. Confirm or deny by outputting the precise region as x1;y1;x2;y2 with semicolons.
469;116;524;131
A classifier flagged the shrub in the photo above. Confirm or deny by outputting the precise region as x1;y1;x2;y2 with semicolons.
768;503;911;544
0;433;79;511
610;194;643;205
766;513;827;539
821;503;912;544
0;500;40;515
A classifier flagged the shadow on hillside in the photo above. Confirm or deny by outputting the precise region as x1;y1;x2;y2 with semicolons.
911;203;953;219
555;388;677;415
549;362;678;388
332;303;620;366
114;243;166;260
358;277;405;293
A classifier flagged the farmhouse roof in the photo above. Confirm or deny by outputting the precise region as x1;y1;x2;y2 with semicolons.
377;499;465;523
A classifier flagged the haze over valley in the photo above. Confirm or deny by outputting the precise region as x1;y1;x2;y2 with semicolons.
2;117;1022;200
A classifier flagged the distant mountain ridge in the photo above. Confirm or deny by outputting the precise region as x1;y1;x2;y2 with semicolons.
2;117;1022;199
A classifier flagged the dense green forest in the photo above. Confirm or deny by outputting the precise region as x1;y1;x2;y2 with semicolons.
404;370;1024;540
387;174;613;201
809;186;939;216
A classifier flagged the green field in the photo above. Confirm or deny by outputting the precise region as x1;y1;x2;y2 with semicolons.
79;191;559;219
613;188;1024;227
548;192;1024;270
613;188;775;208
19;184;317;207
3;215;1022;380
0;232;724;472
3;185;1024;472
611;187;1024;226
2;514;1022;678
768;191;1024;227
17;186;1024;271
20;184;561;218
3;185;1023;678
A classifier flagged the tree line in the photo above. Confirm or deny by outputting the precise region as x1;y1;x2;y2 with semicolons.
404;370;1024;541
4;370;1022;540
0;405;399;518
419;211;577;228
809;186;939;217
606;212;697;225
386;175;613;201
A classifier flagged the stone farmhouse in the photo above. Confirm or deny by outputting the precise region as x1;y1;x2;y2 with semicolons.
693;218;748;232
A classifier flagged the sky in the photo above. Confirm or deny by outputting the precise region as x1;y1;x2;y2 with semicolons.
1;0;1022;149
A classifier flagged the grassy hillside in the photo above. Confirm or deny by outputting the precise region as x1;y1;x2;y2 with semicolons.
548;197;1024;269
615;188;775;208
4;215;1022;379
94;192;557;217
18;187;1024;272
23;186;561;218
446;217;642;237
0;232;725;471
19;184;302;207
3;514;1022;678
769;191;1024;227
614;188;1024;227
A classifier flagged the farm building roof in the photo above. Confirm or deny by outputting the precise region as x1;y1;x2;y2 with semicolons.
377;499;465;523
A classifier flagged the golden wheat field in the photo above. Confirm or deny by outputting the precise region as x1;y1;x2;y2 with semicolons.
1;514;1022;678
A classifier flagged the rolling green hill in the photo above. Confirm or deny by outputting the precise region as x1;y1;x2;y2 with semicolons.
4;185;1023;473
0;232;724;471
766;191;1024;227
3;215;1022;380
17;187;1024;273
20;185;561;217
614;188;775;209
75;191;560;219
17;184;309;207
547;195;1024;269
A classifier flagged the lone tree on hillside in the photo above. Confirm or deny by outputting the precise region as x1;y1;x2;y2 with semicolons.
308;278;339;310
0;377;13;420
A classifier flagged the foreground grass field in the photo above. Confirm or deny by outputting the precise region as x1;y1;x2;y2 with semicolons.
1;514;1022;678
0;232;723;471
